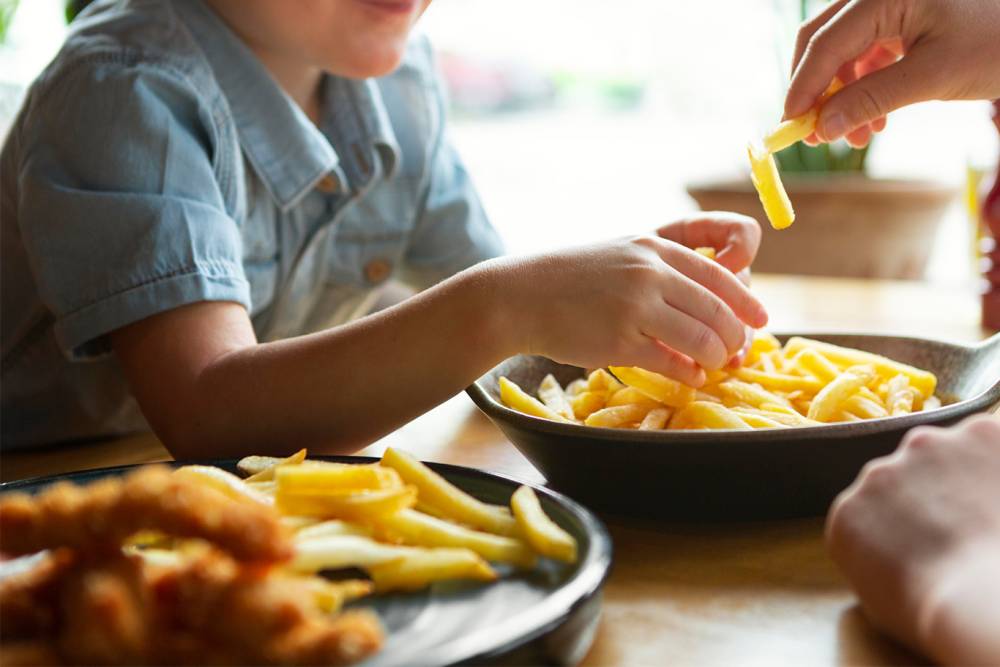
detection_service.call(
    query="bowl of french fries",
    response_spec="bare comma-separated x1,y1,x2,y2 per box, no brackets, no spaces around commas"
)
0,450,612,666
468,332,1000,520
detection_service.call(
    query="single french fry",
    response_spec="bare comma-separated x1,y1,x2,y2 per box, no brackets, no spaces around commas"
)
584,403,652,428
499,376,571,422
733,367,824,393
372,509,537,568
173,465,273,506
762,78,844,153
718,380,793,410
608,367,696,408
242,448,308,482
808,365,877,422
672,401,752,430
606,386,662,409
368,548,497,593
784,337,937,398
587,369,625,395
791,348,841,383
638,407,672,430
381,448,520,536
732,408,821,427
275,485,417,520
510,486,578,564
291,534,422,572
295,519,373,541
537,374,576,421
570,391,607,420
565,378,588,396
842,394,889,420
276,464,400,494
731,410,786,429
885,374,916,416
748,143,795,230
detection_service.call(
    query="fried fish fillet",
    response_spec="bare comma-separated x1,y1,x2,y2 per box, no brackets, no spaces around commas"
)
0,467,291,562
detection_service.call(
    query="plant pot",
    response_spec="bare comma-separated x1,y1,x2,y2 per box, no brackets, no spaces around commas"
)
686,174,956,279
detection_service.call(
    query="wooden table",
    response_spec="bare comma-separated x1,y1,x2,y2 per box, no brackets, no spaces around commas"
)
2,274,991,665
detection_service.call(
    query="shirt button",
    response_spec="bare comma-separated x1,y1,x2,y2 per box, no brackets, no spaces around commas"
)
316,173,339,194
364,258,392,284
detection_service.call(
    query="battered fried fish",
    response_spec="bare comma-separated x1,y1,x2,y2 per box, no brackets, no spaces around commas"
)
0,467,291,562
0,467,384,666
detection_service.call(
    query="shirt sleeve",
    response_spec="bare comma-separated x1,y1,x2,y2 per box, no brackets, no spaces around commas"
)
14,60,249,360
398,43,505,290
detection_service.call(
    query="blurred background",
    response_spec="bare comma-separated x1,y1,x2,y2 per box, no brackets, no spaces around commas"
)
2,0,997,286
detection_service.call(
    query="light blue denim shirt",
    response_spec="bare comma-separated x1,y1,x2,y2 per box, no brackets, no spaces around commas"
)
0,0,503,449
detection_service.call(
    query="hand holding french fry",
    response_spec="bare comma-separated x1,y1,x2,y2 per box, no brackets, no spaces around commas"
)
503,230,768,388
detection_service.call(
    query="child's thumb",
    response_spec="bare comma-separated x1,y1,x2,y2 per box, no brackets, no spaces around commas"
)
815,52,936,142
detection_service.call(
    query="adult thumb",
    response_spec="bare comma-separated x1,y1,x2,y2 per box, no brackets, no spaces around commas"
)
815,51,937,142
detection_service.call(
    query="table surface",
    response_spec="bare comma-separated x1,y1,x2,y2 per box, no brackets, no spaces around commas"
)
2,274,992,666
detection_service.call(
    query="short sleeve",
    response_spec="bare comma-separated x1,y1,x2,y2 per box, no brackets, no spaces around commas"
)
398,46,504,289
15,60,249,360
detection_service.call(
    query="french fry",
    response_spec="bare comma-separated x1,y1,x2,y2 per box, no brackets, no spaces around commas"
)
242,448,308,482
793,348,841,383
570,391,607,420
372,509,537,568
368,548,497,593
638,407,671,430
717,380,792,410
671,401,752,430
606,386,662,409
762,78,844,154
733,368,824,393
608,366,696,408
565,378,588,396
510,486,578,564
173,465,272,506
730,409,786,429
499,376,571,422
842,394,889,420
537,374,576,421
694,247,717,259
295,519,373,541
584,403,651,428
275,463,401,494
381,448,519,536
808,365,877,422
587,368,625,394
748,143,795,230
784,337,936,398
276,485,417,520
300,577,374,614
886,374,916,416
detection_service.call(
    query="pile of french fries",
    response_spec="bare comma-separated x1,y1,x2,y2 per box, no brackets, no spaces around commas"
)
139,448,578,607
499,332,941,430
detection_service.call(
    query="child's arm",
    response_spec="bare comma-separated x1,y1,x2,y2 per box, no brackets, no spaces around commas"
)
112,221,767,458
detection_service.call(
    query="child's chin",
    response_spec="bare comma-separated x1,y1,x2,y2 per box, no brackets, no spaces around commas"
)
335,49,406,79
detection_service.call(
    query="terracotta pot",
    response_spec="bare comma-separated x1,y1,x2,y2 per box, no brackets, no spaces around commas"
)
686,174,956,279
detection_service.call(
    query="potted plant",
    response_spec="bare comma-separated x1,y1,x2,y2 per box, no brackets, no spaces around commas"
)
686,1,955,280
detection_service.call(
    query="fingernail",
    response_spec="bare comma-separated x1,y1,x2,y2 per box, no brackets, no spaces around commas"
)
821,112,848,140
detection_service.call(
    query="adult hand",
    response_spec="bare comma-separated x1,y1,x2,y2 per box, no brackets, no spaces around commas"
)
784,0,1000,147
826,414,1000,665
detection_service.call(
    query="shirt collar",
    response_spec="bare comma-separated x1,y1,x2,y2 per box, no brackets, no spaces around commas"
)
174,1,399,210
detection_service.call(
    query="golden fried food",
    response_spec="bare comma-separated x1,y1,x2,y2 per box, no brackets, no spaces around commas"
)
499,333,940,430
0,468,384,666
0,467,291,562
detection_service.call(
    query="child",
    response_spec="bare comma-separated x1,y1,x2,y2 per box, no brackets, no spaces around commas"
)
0,0,767,457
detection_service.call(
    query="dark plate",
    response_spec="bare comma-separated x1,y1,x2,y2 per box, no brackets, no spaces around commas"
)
0,457,612,667
467,332,1000,521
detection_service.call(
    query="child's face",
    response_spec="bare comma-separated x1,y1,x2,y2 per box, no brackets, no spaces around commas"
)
211,0,433,79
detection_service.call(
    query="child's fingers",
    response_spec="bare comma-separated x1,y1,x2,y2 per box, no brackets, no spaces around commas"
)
641,302,730,372
659,269,747,357
657,213,761,274
617,337,706,388
650,240,769,329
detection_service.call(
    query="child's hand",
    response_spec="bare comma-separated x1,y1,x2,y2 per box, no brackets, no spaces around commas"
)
826,415,1000,665
504,214,767,387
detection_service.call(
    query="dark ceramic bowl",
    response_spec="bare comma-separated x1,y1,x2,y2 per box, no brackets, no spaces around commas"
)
468,332,1000,521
